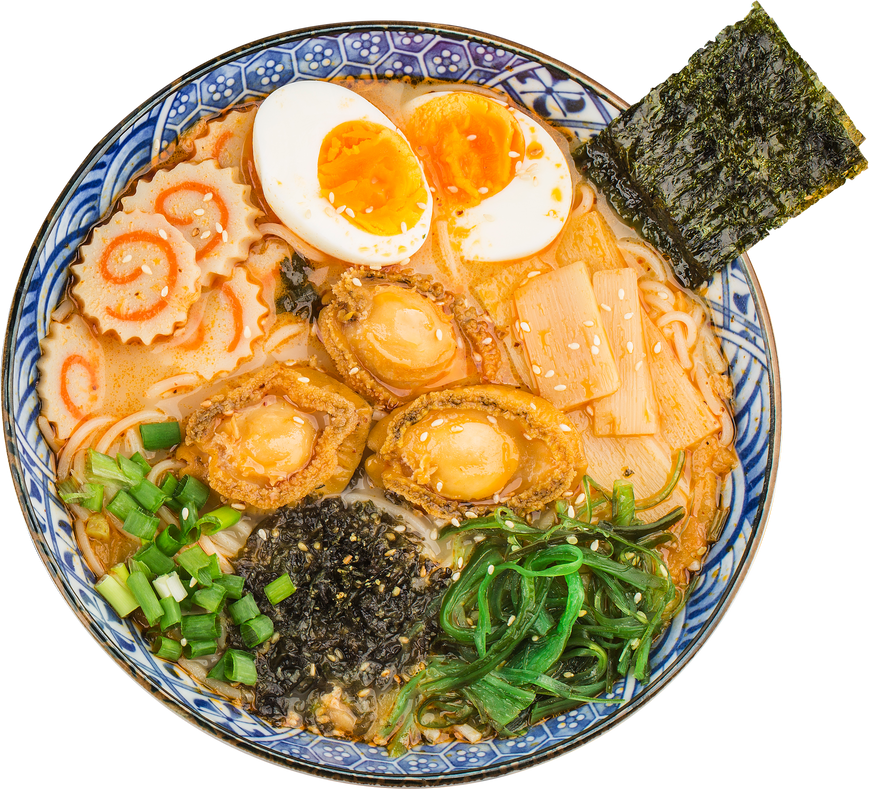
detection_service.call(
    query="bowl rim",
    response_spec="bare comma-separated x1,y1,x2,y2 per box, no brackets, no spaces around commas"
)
3,18,781,787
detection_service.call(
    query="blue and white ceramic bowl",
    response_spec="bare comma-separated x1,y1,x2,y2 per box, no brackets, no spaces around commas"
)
3,22,780,785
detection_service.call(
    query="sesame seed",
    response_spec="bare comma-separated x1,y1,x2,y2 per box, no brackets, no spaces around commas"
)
298,376,310,383
141,264,152,275
436,328,443,341
365,206,374,213
563,672,575,678
661,292,670,300
478,186,489,194
447,185,459,193
591,346,599,355
121,254,133,265
590,540,599,551
258,529,267,540
352,277,362,287
181,506,189,519
530,403,537,410
457,557,465,569
203,192,213,202
222,231,228,242
600,303,611,312
532,365,542,375
520,321,531,333
593,335,601,346
451,572,461,581
465,511,478,519
349,367,359,375
568,342,580,350
567,505,576,518
450,425,464,433
201,230,211,239
436,481,443,492
401,221,408,233
583,320,595,327
158,228,168,240
559,424,571,432
575,492,586,504
653,342,662,354
505,520,515,529
467,134,477,141
487,415,497,425
417,201,427,210
527,270,540,278
508,151,520,158
451,517,460,527
566,535,578,545
358,688,372,698
328,192,335,204
618,288,625,300
624,312,634,320
586,405,594,416
215,223,223,233
346,207,356,218
493,493,500,503
430,529,439,540
482,336,493,345
293,416,305,424
419,431,429,442
554,384,567,391
531,635,539,642
544,369,555,378
431,419,445,427
192,208,205,216
161,286,169,298
635,361,644,371
627,341,634,353
523,432,532,440
336,205,346,214
487,564,494,575
180,638,188,646
634,592,642,603
243,325,252,339
507,615,516,626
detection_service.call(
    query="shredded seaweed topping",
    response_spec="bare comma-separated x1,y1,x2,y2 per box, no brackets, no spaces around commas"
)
229,498,450,731
277,252,320,322
574,2,866,288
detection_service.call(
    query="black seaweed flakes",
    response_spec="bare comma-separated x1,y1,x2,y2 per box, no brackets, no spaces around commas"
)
574,2,866,289
229,498,449,728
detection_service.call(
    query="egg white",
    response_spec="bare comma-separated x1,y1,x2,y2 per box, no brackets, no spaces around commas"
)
402,91,572,262
253,81,433,266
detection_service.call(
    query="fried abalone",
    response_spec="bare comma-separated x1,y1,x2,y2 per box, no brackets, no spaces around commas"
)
184,362,371,508
366,384,586,519
318,268,500,409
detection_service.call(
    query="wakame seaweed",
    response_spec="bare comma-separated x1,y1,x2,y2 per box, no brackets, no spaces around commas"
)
229,498,450,730
277,251,320,321
574,2,867,289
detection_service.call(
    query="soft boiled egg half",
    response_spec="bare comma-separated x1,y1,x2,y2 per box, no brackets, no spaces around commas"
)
401,90,572,262
253,81,433,266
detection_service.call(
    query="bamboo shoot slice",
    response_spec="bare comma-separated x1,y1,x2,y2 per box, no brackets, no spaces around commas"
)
122,160,262,285
72,210,201,344
37,315,107,440
591,269,658,436
643,312,718,450
556,208,626,273
513,262,619,409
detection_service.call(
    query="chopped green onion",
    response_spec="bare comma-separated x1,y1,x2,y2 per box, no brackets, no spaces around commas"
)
160,474,179,497
129,478,167,513
159,596,182,629
198,505,242,535
212,574,245,600
179,502,199,536
241,614,274,648
126,571,163,627
152,635,183,661
130,452,152,477
117,453,146,483
155,526,184,557
264,573,296,605
128,558,155,582
109,562,130,584
106,490,138,522
81,483,104,512
86,449,129,484
177,545,212,586
95,573,139,617
181,613,220,641
207,552,222,580
85,514,110,541
153,571,188,602
193,584,227,613
184,639,218,658
123,508,160,541
225,649,257,685
139,420,182,451
207,653,228,681
228,593,260,625
174,475,210,509
134,543,175,576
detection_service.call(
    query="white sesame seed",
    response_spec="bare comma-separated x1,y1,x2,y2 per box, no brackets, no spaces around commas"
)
653,342,662,354
180,638,188,646
487,415,497,425
635,361,644,371
593,335,601,346
532,365,542,375
563,672,574,678
328,192,335,204
222,231,228,242
520,321,532,333
586,405,594,416
293,416,305,424
401,221,408,233
457,557,465,569
215,223,223,233
527,270,540,279
243,325,252,339
505,520,515,529
465,512,477,519
478,186,489,194
447,185,459,193
487,564,494,575
298,376,310,383
158,228,168,240
493,493,500,504
349,367,359,375
436,481,443,492
583,320,595,327
618,288,625,300
554,384,567,391
451,572,461,581
200,230,211,239
544,369,555,378
352,277,362,287
507,615,516,626
430,529,439,540
559,424,571,432
258,529,267,540
450,425,464,433
624,312,634,320
661,292,670,300
431,419,444,428
161,286,169,298
508,151,520,158
600,303,611,312
467,134,477,141
634,592,642,603
231,502,245,510
203,192,213,202
365,206,374,213
141,264,152,275
591,346,600,355
181,507,189,519
590,540,600,551
530,403,536,410
531,635,539,642
567,342,580,350
415,201,427,211
193,208,205,216
346,207,356,218
451,518,460,527
576,492,586,504
482,336,493,345
566,535,578,545
336,205,346,214
420,432,429,441
436,328,443,341
627,341,634,353
121,254,133,264
567,505,576,518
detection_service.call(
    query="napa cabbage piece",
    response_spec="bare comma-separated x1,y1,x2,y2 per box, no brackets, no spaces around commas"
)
574,2,866,288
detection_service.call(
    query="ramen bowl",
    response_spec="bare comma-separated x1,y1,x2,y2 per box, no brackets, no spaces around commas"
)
2,22,779,785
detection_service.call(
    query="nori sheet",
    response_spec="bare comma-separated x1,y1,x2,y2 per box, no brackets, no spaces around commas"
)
574,2,866,289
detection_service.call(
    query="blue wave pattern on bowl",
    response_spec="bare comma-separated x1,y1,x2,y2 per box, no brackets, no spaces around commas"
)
7,26,772,783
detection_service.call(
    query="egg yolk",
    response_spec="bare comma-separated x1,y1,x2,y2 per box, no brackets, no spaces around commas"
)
406,410,520,501
345,285,457,388
404,92,524,208
318,120,427,237
216,397,317,485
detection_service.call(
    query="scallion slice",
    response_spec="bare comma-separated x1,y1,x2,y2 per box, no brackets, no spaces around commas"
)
228,593,260,625
193,584,226,613
155,526,184,557
130,452,152,477
106,490,138,522
181,612,220,641
109,562,130,584
81,483,104,512
129,478,167,513
207,653,228,681
241,614,274,648
184,639,218,658
174,475,210,509
123,508,160,541
212,574,245,600
152,635,183,661
134,543,175,576
264,573,296,605
153,571,188,602
198,505,242,535
160,474,179,497
159,596,182,630
139,420,182,451
117,453,146,483
225,649,257,685
177,545,212,586
86,449,129,484
126,571,163,626
95,573,139,617
207,552,221,580
128,558,155,582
